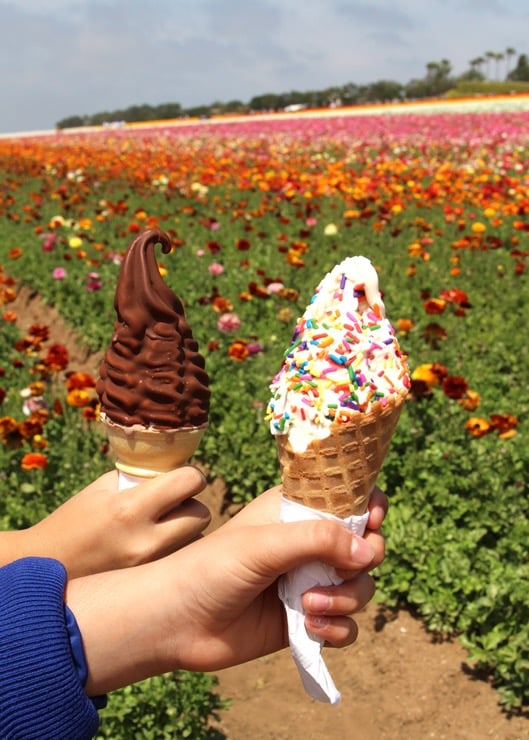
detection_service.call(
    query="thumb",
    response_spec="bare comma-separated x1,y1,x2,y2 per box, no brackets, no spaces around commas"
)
220,518,375,587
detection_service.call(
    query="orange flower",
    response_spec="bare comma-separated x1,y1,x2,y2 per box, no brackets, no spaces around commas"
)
21,452,48,470
458,390,481,411
8,247,23,260
396,318,414,334
423,298,446,314
228,340,249,361
465,417,491,437
31,434,48,450
66,371,96,391
2,311,17,322
489,414,518,438
66,389,92,407
212,296,233,313
411,363,447,387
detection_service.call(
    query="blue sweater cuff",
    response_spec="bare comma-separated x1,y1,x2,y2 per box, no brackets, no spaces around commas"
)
0,557,100,739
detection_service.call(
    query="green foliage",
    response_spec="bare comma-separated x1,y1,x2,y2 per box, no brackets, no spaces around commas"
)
1,116,529,716
96,672,227,739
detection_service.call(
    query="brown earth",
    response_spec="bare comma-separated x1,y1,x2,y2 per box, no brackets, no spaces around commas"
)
10,284,529,740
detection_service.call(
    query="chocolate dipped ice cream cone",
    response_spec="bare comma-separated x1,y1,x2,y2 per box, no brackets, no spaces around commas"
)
96,228,210,479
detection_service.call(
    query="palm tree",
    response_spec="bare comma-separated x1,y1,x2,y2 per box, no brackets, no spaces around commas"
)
494,52,505,81
505,47,516,77
485,50,496,79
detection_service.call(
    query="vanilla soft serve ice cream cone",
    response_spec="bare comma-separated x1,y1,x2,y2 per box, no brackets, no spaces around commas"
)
267,255,410,517
96,228,210,482
267,256,410,704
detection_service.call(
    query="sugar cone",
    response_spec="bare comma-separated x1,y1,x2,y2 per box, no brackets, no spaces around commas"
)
276,395,405,518
101,414,206,478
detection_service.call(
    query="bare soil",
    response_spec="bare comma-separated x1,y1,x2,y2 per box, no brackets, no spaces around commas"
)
10,284,529,740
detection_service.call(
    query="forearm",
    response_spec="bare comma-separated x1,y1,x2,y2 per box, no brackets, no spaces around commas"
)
66,560,177,695
0,529,35,567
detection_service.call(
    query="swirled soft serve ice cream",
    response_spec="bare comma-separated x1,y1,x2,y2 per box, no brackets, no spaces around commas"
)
96,228,210,478
267,255,410,517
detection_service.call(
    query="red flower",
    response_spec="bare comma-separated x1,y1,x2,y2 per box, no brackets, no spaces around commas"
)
236,238,251,251
423,298,446,315
44,344,69,371
66,371,96,390
21,452,48,470
439,288,470,306
442,375,468,400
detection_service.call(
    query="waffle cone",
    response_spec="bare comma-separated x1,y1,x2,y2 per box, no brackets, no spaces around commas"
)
276,395,405,518
101,414,206,478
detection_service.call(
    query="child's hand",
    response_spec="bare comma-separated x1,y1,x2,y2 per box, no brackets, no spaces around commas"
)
6,466,210,577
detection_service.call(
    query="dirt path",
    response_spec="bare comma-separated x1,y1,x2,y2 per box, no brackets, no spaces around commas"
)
197,483,528,740
10,282,529,739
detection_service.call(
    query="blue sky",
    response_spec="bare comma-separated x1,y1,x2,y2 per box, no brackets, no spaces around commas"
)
1,0,527,133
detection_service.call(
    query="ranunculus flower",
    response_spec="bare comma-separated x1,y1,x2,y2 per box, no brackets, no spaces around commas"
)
40,233,57,251
217,313,241,333
396,318,414,334
228,340,249,361
423,298,446,315
66,372,96,391
208,262,224,276
458,390,481,411
442,375,468,399
52,267,67,280
465,417,491,437
21,452,48,470
266,282,285,294
247,342,264,356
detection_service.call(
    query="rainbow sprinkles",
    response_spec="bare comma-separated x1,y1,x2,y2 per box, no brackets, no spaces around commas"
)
267,256,410,450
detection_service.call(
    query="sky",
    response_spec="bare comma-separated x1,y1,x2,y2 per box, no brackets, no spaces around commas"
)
1,0,527,134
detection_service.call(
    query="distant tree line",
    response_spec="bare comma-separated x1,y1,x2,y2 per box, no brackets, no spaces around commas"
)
56,48,529,129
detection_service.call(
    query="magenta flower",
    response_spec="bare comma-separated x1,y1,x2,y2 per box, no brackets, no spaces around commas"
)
247,342,263,355
217,313,241,333
52,267,67,280
208,262,224,276
40,233,57,252
86,272,102,292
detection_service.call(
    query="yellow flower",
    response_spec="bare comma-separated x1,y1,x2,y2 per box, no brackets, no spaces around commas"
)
68,236,83,249
471,222,486,233
324,223,338,236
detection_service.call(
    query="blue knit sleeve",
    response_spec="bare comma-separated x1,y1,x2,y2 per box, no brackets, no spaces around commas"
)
0,557,100,740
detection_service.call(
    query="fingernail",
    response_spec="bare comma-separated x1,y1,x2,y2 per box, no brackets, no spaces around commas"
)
308,591,332,612
351,536,374,565
307,615,330,629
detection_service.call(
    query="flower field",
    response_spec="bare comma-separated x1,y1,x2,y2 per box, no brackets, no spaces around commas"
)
0,104,529,720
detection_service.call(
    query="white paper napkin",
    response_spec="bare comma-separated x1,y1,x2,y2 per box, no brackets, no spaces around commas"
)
116,471,146,490
278,497,369,704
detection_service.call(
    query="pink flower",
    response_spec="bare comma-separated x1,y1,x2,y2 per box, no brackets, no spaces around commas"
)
208,262,224,276
305,217,318,227
266,282,284,294
247,342,263,355
196,249,205,257
86,272,102,292
52,267,67,280
40,233,57,252
217,313,241,333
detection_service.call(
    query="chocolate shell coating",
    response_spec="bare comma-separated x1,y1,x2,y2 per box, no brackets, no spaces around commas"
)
96,229,210,429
